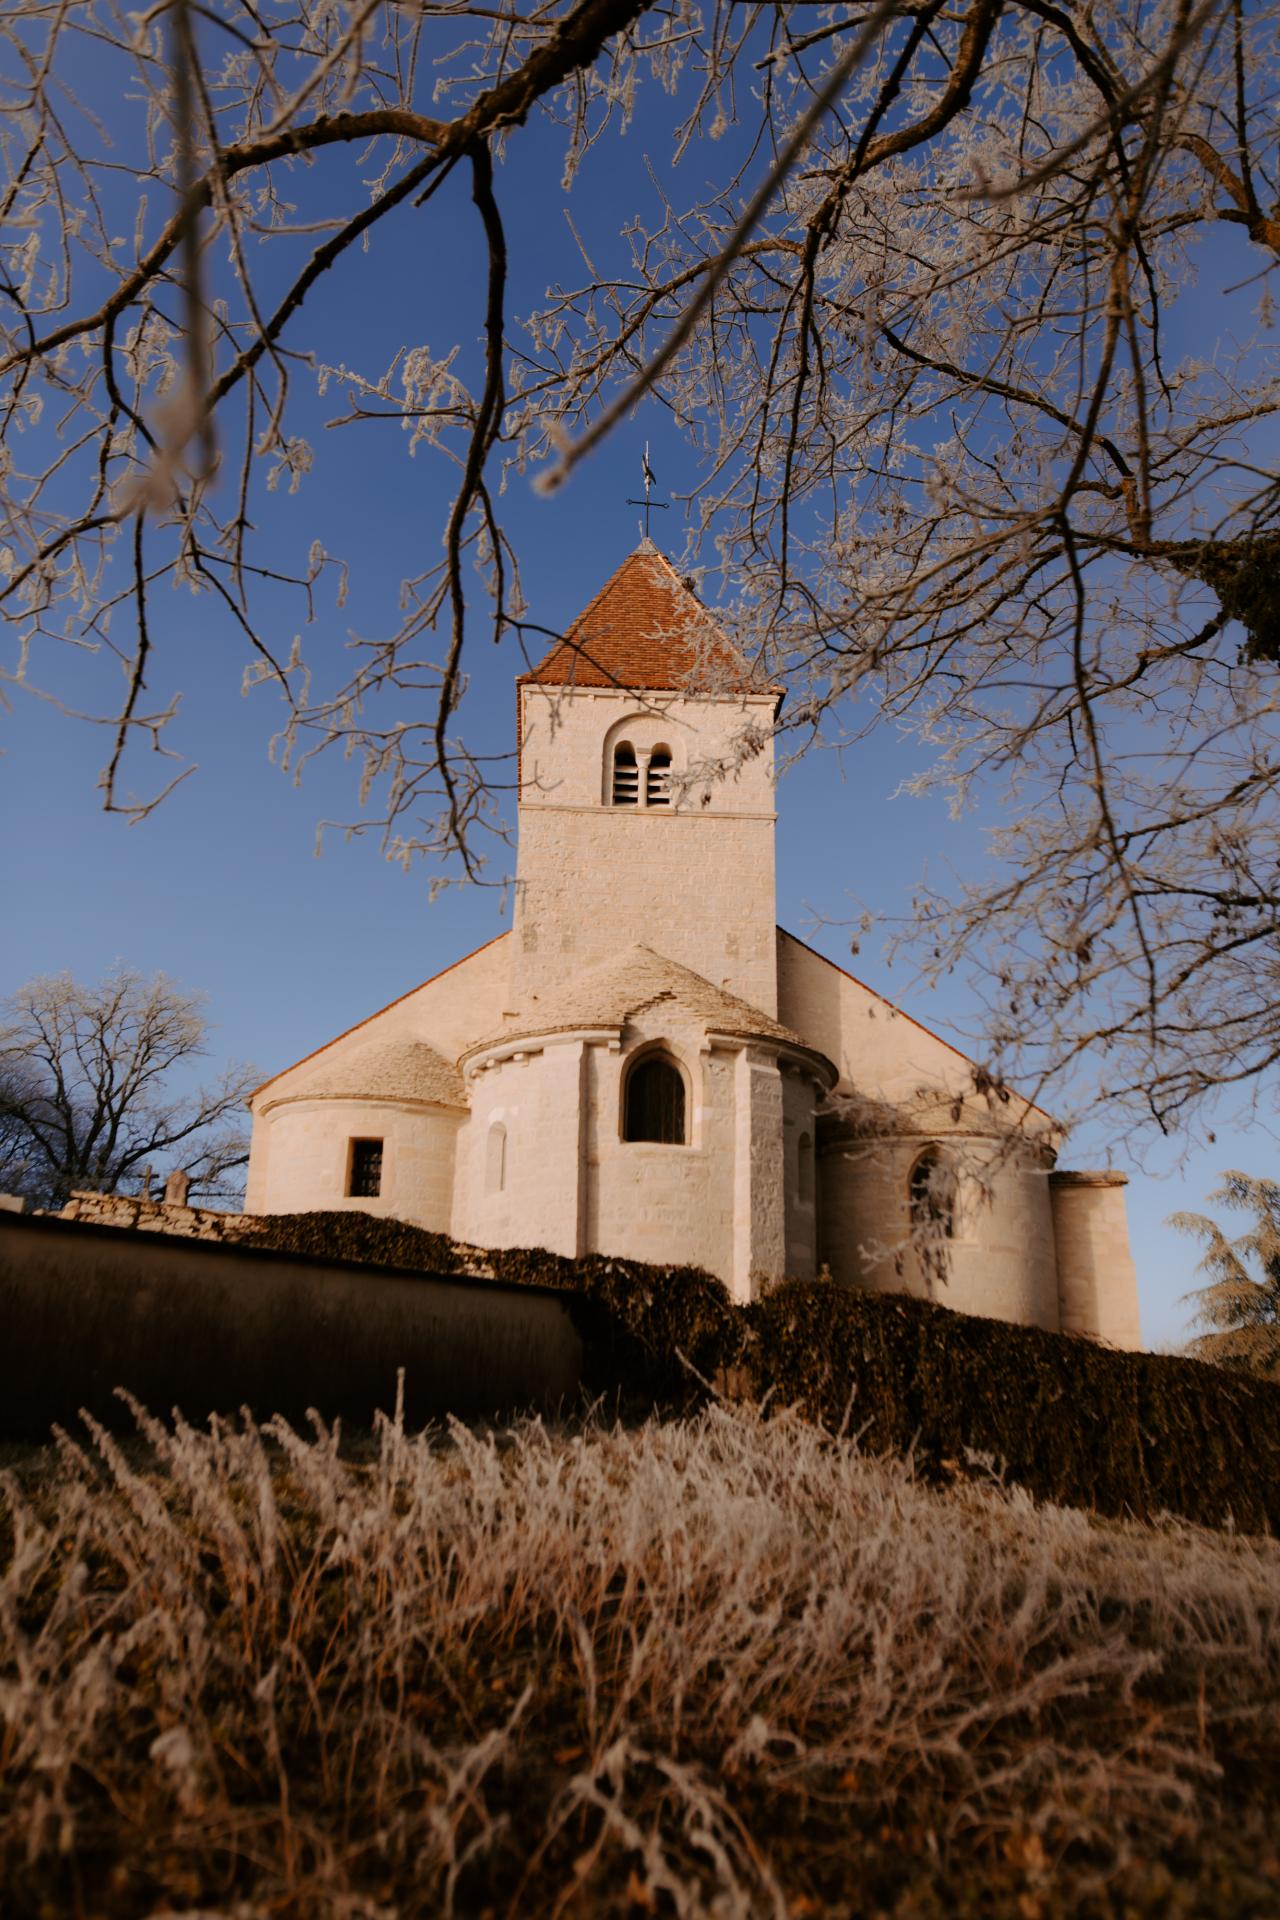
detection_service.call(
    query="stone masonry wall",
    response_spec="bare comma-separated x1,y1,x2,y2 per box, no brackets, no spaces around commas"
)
516,685,779,1013
248,1099,460,1234
779,929,993,1108
585,1009,741,1287
515,808,778,1014
247,934,511,1217
519,684,778,814
817,1136,1062,1331
781,1064,820,1281
1051,1172,1143,1349
457,1038,590,1256
59,1191,256,1241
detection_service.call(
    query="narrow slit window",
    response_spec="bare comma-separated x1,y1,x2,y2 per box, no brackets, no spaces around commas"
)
612,742,639,806
348,1138,383,1198
485,1122,507,1195
624,1055,686,1144
798,1132,814,1205
647,748,672,807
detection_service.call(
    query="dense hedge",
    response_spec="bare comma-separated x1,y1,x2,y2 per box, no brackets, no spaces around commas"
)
484,1244,735,1402
240,1210,463,1275
737,1281,1280,1536
509,1255,1280,1534
250,1213,1280,1534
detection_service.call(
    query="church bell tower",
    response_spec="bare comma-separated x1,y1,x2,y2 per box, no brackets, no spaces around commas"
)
513,543,783,1015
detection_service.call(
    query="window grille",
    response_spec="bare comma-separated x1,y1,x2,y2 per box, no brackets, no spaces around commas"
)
348,1138,383,1198
624,1055,686,1144
612,742,639,806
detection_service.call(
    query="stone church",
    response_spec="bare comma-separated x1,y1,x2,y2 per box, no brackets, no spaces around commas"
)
247,544,1141,1346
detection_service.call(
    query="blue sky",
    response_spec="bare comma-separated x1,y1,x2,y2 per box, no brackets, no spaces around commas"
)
3,22,1273,1349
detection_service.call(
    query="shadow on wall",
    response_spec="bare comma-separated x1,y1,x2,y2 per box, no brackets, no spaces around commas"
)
0,1212,584,1438
778,932,849,1074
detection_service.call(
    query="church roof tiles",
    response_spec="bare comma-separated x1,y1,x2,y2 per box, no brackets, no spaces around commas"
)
521,543,771,696
282,1037,467,1110
464,944,834,1079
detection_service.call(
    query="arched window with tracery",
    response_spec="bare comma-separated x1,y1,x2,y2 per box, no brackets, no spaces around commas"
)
623,1054,686,1144
647,747,672,807
612,741,639,806
909,1136,951,1244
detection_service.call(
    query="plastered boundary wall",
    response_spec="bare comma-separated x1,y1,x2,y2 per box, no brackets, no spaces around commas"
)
0,1212,584,1439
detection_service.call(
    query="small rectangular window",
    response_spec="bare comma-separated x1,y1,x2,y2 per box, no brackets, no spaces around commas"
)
348,1138,383,1197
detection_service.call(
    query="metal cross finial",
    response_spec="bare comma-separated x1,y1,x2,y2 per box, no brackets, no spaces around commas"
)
626,441,669,541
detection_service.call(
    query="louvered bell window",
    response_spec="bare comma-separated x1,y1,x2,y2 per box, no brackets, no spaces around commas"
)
612,742,639,806
647,748,672,806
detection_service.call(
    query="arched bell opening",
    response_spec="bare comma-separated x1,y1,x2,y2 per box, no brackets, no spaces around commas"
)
611,740,639,806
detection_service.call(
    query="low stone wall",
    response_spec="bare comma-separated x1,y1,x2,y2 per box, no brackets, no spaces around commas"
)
58,1190,256,1240
0,1210,584,1439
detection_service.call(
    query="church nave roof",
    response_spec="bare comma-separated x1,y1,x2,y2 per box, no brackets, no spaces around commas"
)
273,1036,467,1111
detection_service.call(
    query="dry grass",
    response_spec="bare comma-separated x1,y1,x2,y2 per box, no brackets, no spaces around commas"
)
2,1398,1279,1918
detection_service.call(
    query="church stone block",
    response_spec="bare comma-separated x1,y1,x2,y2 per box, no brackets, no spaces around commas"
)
1050,1172,1142,1348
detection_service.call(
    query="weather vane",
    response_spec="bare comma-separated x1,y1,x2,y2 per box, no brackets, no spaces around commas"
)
626,442,669,541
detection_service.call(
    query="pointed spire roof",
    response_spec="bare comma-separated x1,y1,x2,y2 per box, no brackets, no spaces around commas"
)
521,542,769,696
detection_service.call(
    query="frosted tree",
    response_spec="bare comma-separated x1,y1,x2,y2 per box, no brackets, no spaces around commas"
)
1171,1170,1280,1378
0,969,256,1207
2,0,1278,1135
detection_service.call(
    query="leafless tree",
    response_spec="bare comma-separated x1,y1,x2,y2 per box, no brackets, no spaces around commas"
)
0,968,256,1207
0,1057,49,1201
1,0,1277,1137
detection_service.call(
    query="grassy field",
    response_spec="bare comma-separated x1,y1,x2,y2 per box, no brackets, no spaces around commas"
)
2,1400,1278,1918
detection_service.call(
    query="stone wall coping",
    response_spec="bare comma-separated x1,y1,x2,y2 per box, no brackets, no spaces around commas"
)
816,1121,1058,1158
709,1032,838,1088
520,681,779,708
515,800,779,822
463,1028,621,1075
256,1091,468,1119
460,1023,836,1088
63,1190,247,1223
1049,1168,1129,1188
0,1207,577,1305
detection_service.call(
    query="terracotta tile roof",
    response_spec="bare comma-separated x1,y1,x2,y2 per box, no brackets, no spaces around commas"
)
521,543,771,695
463,945,836,1083
273,1037,467,1110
